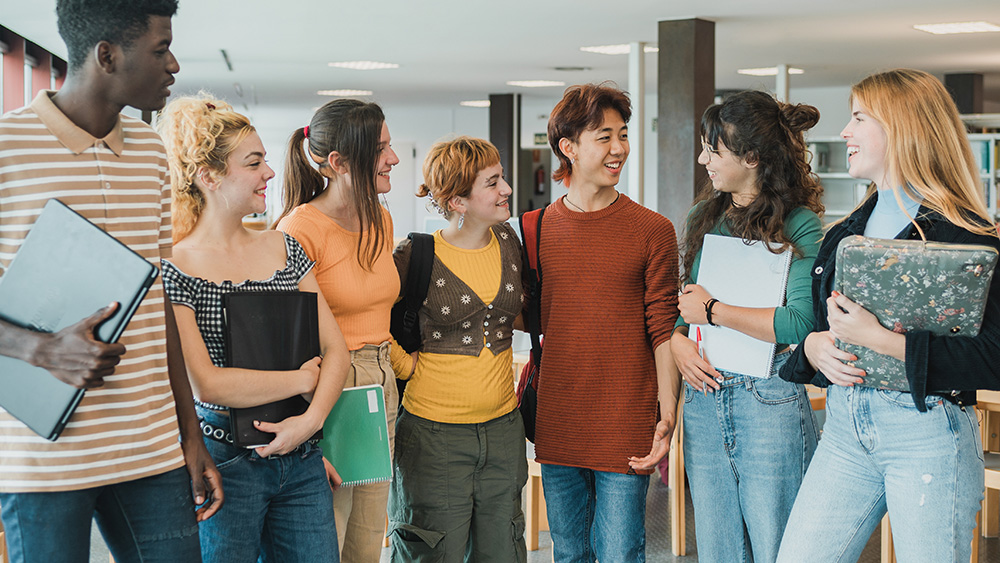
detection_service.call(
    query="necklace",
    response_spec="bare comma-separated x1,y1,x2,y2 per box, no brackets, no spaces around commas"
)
564,191,620,213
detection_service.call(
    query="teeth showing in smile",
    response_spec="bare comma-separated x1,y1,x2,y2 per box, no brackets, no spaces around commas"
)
378,172,390,177
847,146,859,157
605,162,621,169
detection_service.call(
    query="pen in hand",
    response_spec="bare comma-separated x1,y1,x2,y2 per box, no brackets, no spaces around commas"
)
696,326,707,396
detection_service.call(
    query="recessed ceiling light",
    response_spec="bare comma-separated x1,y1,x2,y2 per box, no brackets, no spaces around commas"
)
328,61,400,70
506,80,566,88
317,89,373,96
737,67,805,76
460,100,490,108
913,21,1000,34
579,44,659,55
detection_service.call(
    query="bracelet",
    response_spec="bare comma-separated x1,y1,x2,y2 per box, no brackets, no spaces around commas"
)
705,298,720,326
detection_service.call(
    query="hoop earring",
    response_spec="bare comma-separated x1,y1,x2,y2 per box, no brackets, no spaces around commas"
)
457,213,465,230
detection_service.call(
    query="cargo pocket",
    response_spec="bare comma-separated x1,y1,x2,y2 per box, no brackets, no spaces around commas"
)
388,522,446,562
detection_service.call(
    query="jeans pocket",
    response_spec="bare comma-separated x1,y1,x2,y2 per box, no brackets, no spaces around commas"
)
388,522,445,562
749,376,798,405
203,437,251,470
684,383,695,404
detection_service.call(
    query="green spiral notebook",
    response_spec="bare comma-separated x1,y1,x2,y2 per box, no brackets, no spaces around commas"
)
319,384,392,487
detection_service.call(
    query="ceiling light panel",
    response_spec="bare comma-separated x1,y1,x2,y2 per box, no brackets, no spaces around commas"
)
460,100,490,108
737,67,805,76
328,61,400,70
579,44,659,55
317,89,373,96
913,21,1000,34
506,80,566,88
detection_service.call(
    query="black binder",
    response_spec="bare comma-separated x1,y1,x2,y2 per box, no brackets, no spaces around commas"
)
224,291,322,448
0,199,159,440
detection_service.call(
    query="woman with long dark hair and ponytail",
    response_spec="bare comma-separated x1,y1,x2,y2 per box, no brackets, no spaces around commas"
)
275,99,400,563
670,90,824,562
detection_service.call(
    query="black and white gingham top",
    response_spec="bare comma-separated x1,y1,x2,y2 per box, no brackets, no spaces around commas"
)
161,232,315,410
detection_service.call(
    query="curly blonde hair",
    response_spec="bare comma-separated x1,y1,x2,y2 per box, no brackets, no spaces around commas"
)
157,93,255,242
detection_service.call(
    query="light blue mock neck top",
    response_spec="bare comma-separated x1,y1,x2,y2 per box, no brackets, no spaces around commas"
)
864,187,923,239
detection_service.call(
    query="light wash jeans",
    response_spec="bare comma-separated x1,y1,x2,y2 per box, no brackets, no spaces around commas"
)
683,350,818,563
197,408,338,563
776,385,984,563
539,463,649,563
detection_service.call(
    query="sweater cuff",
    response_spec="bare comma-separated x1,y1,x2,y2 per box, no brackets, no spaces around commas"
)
904,331,931,413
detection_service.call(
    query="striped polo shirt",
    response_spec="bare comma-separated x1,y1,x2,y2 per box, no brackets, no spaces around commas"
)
0,91,184,492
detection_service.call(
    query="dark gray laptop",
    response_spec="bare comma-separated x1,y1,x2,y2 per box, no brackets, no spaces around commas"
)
0,199,159,440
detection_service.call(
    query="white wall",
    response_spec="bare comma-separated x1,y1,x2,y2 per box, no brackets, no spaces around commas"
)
245,84,856,236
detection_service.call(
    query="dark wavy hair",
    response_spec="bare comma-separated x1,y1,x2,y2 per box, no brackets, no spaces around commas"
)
276,99,388,271
682,90,824,281
547,83,631,183
57,0,178,69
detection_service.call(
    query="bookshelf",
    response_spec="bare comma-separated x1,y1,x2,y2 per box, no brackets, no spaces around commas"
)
808,118,1000,224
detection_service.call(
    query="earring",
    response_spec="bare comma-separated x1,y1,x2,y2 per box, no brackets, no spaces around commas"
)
457,213,465,230
570,158,576,165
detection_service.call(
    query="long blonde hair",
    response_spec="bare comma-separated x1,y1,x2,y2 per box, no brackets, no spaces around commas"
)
157,93,255,242
849,69,994,237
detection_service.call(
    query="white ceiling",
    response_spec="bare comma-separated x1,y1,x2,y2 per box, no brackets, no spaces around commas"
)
2,0,1000,110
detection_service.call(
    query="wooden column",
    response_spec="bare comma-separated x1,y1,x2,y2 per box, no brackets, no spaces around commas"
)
657,18,715,231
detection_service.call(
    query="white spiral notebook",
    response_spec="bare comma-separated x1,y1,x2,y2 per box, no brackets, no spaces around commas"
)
694,234,792,378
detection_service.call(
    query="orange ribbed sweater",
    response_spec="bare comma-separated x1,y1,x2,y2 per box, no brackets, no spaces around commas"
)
534,195,679,474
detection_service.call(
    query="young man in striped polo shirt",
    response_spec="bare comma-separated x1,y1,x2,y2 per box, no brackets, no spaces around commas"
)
0,1,222,561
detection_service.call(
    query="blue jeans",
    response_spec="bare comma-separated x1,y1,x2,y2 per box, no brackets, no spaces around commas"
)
0,466,200,563
539,463,649,563
683,351,818,563
197,409,338,563
776,385,984,563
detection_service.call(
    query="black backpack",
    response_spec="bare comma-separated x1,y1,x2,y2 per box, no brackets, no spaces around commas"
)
390,232,434,353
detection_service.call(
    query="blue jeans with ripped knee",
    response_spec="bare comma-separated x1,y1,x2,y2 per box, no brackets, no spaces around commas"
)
776,385,984,563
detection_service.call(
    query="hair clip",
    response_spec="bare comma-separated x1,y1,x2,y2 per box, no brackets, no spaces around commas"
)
205,102,216,110
304,125,310,138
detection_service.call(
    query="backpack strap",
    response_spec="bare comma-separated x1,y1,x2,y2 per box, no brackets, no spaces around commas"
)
519,207,546,368
394,232,434,353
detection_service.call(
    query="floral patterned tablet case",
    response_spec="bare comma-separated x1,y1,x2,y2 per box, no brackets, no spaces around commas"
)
834,235,997,391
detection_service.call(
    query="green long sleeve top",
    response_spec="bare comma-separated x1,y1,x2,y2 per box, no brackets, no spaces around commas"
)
675,206,823,348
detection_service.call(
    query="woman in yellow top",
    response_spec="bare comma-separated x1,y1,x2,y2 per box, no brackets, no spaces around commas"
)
387,137,527,562
275,99,400,562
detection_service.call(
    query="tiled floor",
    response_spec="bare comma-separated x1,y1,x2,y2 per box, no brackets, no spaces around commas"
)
87,473,1000,562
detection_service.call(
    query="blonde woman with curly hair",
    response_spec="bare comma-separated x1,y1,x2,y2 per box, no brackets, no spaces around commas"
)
158,93,350,563
777,69,1000,563
386,137,527,562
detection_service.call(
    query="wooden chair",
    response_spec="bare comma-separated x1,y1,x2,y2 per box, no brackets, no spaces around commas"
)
668,392,686,556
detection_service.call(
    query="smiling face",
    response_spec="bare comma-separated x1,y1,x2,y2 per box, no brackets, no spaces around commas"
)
113,15,179,112
454,163,511,227
374,122,400,194
215,131,275,216
841,98,889,186
562,107,629,190
697,137,758,203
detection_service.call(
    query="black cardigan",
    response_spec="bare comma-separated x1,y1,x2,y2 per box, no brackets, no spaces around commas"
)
779,194,1000,411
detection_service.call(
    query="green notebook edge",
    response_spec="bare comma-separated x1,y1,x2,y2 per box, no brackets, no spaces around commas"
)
319,384,392,487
